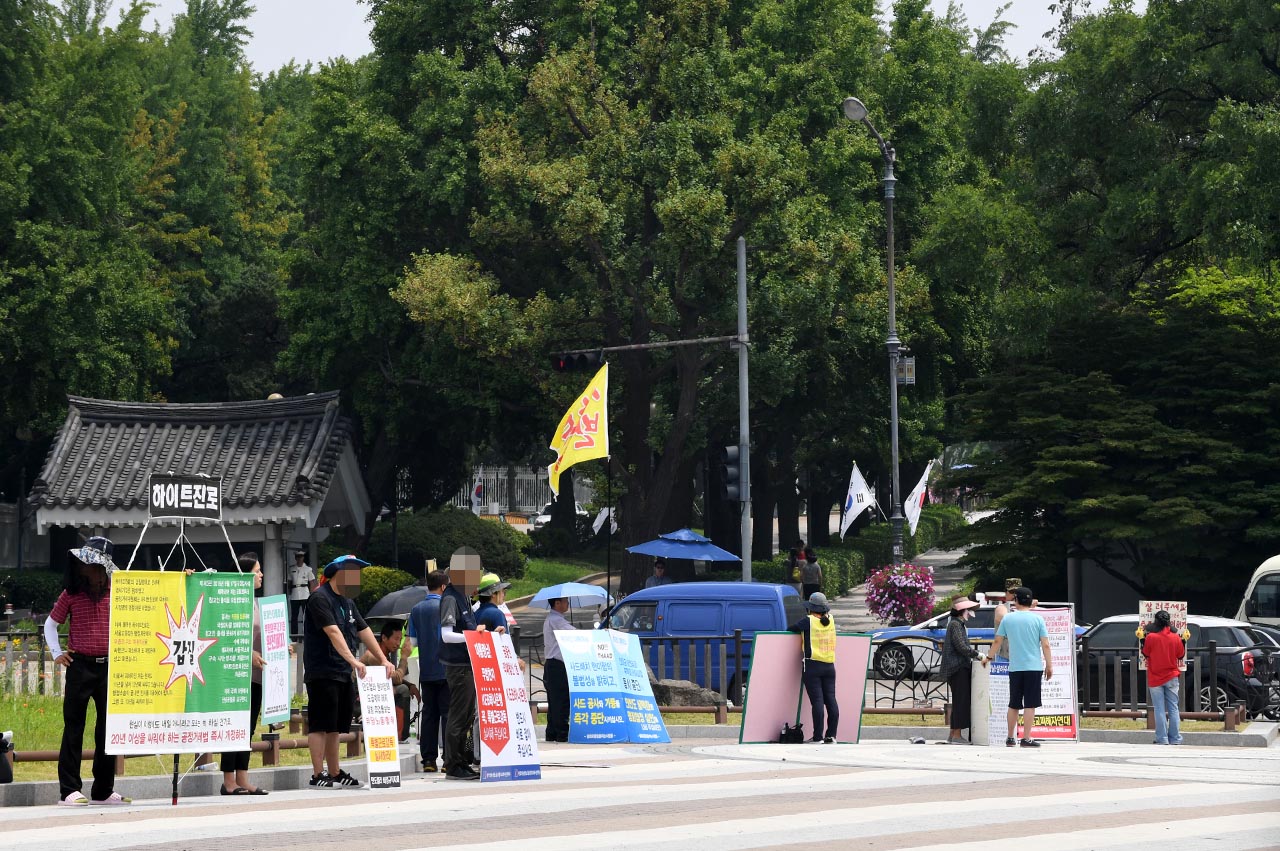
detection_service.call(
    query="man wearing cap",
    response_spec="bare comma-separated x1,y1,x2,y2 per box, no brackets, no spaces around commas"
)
45,537,131,806
408,570,449,772
438,550,484,780
644,558,672,589
304,555,395,788
788,592,839,743
288,550,316,636
989,586,1053,748
474,573,511,633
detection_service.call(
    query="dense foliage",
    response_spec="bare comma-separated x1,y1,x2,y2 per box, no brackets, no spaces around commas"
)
4,1,1279,606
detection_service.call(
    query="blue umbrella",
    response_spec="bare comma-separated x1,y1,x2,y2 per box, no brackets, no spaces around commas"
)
528,582,608,609
626,528,741,562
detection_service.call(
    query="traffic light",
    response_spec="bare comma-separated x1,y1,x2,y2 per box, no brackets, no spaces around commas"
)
551,350,605,372
719,445,743,502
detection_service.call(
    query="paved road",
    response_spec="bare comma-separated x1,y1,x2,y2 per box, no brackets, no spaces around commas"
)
8,739,1278,850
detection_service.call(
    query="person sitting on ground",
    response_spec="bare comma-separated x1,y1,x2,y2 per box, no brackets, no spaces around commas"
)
361,620,417,741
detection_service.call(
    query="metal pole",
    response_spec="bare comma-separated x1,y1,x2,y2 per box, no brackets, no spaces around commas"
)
882,150,904,566
737,237,752,582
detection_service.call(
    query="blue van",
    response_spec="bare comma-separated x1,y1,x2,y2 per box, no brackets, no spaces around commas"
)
607,582,804,699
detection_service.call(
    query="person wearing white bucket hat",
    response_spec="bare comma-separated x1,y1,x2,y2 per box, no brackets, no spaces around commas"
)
45,536,131,806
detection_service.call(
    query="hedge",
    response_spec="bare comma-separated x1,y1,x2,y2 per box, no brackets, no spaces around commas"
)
355,565,420,614
0,569,65,613
363,506,529,579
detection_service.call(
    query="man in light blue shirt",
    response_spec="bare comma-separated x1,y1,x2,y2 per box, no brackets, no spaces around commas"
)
990,586,1053,749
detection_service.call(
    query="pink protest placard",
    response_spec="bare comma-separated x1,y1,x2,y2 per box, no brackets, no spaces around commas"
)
739,632,870,744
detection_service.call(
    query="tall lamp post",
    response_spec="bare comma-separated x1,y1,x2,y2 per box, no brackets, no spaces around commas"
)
842,96,905,567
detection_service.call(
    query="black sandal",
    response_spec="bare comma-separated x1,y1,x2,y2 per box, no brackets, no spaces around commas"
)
220,786,248,795
241,787,269,795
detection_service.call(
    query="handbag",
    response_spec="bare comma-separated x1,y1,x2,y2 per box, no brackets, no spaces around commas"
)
778,722,805,744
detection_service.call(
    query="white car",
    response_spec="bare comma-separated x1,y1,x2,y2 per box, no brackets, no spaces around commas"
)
531,501,587,531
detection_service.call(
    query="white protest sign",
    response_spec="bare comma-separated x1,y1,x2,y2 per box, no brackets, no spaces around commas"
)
356,667,401,788
258,594,291,725
467,631,540,782
1137,600,1188,670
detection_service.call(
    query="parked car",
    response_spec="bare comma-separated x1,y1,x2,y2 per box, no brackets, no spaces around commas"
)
1080,615,1273,716
870,602,1084,680
531,501,588,531
1237,554,1280,628
608,582,804,701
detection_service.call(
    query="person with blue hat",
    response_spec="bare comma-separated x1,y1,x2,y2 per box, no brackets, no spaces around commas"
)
303,554,395,788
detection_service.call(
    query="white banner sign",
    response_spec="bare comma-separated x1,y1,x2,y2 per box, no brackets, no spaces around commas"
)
1137,600,1188,671
467,631,541,782
258,594,291,725
357,667,401,788
987,605,1079,744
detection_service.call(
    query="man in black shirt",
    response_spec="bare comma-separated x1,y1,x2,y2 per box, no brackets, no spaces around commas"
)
304,555,394,789
438,548,484,780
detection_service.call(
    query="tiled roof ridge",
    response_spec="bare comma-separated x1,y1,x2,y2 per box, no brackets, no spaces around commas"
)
66,391,341,423
30,391,357,514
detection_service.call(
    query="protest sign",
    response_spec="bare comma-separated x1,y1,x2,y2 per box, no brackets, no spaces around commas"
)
357,667,401,788
107,571,253,754
739,632,870,744
987,605,1079,744
147,473,222,521
467,631,540,782
258,594,291,725
1137,600,1188,671
609,630,669,743
559,630,628,744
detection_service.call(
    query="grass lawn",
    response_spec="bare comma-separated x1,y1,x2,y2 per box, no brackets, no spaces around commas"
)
507,557,610,600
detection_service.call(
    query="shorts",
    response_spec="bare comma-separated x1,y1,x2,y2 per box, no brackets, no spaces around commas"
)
307,678,355,733
1008,670,1043,710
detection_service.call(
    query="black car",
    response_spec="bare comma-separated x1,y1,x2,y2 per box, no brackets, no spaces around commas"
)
1080,615,1273,716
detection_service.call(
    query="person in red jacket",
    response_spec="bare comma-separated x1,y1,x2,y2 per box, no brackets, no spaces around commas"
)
1141,610,1186,745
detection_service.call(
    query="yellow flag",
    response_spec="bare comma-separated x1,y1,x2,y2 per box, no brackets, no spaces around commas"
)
548,363,609,495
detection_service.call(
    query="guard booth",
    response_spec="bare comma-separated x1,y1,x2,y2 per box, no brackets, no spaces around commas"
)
28,392,371,597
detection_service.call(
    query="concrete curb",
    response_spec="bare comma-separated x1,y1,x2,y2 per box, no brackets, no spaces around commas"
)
0,752,419,808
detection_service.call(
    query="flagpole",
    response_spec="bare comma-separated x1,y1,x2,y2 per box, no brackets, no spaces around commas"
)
606,458,612,606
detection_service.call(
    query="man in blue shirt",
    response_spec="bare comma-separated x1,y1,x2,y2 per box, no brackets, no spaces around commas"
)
990,586,1053,748
408,570,449,772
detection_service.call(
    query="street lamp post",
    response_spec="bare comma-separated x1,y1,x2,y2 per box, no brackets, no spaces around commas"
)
842,96,905,567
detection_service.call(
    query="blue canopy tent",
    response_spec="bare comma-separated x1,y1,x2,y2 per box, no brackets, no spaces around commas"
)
626,528,741,562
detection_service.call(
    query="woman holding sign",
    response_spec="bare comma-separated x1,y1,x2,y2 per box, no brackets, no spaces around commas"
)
788,593,839,743
220,553,268,795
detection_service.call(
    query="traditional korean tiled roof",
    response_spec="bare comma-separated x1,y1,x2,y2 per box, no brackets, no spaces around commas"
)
30,392,357,515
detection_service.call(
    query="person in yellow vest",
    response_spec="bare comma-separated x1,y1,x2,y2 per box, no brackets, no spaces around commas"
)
788,592,839,743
